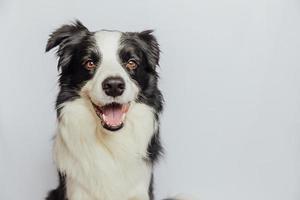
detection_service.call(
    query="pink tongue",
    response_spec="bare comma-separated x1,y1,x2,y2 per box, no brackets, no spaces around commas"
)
102,105,123,126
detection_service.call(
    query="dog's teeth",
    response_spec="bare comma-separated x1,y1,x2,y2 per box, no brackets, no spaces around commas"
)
102,114,106,121
121,114,125,121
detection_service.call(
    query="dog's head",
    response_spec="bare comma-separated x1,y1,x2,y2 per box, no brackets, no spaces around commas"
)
46,21,162,132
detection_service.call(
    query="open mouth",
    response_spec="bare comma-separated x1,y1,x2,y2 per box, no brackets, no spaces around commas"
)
92,102,130,131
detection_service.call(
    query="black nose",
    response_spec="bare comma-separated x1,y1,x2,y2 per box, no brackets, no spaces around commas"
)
102,77,125,97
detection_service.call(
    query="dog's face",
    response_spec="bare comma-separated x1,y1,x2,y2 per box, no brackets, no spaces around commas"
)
46,21,162,132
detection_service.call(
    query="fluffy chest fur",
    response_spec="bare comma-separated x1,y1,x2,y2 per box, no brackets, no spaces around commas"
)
54,98,156,200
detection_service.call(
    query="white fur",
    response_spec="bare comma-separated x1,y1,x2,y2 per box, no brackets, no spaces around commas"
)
54,97,156,200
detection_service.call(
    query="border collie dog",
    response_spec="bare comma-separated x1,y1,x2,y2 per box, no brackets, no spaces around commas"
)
45,21,167,200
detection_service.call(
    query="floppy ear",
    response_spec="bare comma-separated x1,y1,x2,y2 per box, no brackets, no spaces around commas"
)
46,20,89,71
45,20,88,52
138,30,160,67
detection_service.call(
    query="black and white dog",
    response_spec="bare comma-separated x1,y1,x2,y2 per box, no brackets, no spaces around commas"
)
45,21,177,200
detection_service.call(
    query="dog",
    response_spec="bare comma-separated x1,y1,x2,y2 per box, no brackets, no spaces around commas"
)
45,20,175,200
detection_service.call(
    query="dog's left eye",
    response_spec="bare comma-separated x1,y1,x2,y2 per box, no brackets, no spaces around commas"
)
84,60,96,70
126,59,138,70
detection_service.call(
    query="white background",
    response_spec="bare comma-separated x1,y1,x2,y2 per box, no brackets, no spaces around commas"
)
0,0,299,199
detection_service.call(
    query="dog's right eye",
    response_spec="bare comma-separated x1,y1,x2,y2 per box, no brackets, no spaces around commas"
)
84,60,96,70
126,59,138,70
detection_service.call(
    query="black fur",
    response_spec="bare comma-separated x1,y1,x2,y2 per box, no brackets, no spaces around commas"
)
120,31,163,114
148,174,155,200
147,129,163,163
46,21,100,117
46,20,163,200
46,173,66,200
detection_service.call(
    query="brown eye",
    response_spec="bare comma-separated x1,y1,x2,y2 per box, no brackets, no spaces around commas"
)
126,60,138,70
84,60,96,70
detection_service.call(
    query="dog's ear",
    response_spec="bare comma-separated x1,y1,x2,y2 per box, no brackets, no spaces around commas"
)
138,30,160,68
45,20,88,52
46,20,89,71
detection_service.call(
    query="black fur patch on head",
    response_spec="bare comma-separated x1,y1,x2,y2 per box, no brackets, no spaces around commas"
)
119,31,163,114
46,20,100,116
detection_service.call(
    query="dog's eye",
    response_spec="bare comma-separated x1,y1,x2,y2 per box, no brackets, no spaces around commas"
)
126,60,138,70
84,60,96,70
